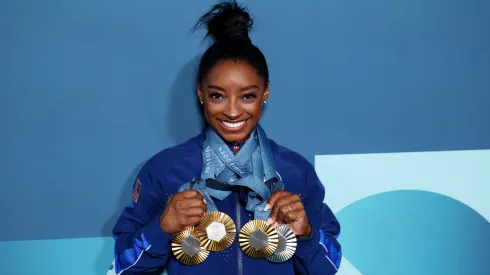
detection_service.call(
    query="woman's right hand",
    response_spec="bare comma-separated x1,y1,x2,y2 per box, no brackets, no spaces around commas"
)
159,190,207,235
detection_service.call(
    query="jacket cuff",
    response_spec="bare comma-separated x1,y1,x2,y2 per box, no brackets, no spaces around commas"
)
295,226,320,257
141,213,173,256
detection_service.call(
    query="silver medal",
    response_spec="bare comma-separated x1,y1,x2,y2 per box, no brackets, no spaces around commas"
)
266,224,297,263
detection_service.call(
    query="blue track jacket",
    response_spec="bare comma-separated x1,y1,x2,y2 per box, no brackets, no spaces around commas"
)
112,132,342,275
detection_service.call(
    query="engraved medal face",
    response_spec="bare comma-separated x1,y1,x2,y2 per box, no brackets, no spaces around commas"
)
171,226,210,265
206,221,226,242
266,224,297,263
181,236,201,257
249,229,268,250
196,212,236,252
239,220,279,259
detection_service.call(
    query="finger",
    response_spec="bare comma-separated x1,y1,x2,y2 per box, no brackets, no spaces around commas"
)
175,198,206,210
266,192,292,224
283,210,302,224
276,204,292,224
276,200,301,224
285,211,310,236
275,194,301,209
180,190,203,200
182,216,202,228
264,191,289,211
181,206,206,219
268,195,292,224
269,195,300,224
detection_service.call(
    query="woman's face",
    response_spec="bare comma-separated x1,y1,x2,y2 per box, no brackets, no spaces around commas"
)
198,60,269,143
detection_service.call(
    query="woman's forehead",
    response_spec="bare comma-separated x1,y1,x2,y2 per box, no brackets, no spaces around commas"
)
204,60,264,87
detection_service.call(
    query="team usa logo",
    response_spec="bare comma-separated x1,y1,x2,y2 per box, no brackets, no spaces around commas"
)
132,179,142,203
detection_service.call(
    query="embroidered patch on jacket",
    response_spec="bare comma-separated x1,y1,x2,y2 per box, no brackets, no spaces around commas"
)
132,178,142,203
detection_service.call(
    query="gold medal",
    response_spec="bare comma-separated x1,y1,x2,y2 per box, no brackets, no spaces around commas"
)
266,224,297,263
195,211,236,252
171,226,210,265
239,220,279,259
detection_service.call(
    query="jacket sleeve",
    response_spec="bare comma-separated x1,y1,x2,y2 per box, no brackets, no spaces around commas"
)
112,161,173,274
292,163,342,275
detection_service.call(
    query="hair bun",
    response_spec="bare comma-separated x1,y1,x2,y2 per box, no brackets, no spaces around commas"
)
194,0,253,43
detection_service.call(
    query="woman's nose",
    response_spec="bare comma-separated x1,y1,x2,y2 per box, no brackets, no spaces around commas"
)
223,98,241,120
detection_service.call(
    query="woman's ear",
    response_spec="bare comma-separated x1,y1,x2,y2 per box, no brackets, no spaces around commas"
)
263,87,270,104
197,86,204,104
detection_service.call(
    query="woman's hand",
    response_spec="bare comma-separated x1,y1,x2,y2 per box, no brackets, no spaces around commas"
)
264,191,311,238
159,190,207,235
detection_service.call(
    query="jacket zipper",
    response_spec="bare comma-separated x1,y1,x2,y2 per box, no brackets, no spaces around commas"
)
236,192,243,275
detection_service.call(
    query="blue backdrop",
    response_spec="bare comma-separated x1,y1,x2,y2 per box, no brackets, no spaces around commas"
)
1,0,489,274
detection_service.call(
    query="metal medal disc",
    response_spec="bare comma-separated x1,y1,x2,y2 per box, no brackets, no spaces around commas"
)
239,220,279,259
171,226,210,265
266,224,297,263
195,211,237,252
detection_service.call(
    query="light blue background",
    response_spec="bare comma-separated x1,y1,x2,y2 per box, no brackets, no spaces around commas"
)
1,0,489,274
315,150,490,274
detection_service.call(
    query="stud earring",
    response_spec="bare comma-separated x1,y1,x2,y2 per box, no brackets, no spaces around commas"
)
199,99,203,104
262,100,267,105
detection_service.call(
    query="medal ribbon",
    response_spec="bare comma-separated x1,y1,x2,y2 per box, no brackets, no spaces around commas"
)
179,125,283,220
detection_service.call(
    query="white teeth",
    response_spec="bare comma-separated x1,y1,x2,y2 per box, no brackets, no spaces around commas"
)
222,120,245,128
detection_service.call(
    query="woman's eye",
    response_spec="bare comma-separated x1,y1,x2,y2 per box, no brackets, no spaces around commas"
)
210,93,224,99
243,93,257,100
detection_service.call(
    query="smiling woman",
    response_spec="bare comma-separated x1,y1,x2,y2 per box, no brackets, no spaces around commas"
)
194,0,270,144
111,1,342,275
198,60,268,143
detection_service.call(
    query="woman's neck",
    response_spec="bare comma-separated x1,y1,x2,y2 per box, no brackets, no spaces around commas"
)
227,138,249,155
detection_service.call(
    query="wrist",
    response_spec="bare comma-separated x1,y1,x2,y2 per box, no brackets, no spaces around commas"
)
139,213,174,256
159,212,173,235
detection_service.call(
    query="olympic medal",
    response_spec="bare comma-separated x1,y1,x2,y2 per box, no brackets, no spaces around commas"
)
195,211,236,252
266,224,297,263
171,226,210,265
239,220,279,259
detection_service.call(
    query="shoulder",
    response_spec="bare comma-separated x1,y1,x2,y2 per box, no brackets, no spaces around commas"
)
268,138,313,171
267,138,324,202
140,132,204,182
268,138,315,192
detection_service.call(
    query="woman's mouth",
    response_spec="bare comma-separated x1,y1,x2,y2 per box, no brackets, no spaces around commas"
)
218,119,247,132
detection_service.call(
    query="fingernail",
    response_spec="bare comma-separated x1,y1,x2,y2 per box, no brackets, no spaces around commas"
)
203,199,207,204
273,222,279,228
266,217,273,225
264,204,271,211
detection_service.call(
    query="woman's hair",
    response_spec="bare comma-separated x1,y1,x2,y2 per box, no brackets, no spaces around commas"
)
193,0,269,87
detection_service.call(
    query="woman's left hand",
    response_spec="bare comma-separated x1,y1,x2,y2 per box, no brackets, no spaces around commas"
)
264,191,312,238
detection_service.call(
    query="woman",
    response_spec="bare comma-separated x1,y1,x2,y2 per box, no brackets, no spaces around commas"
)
112,1,341,274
